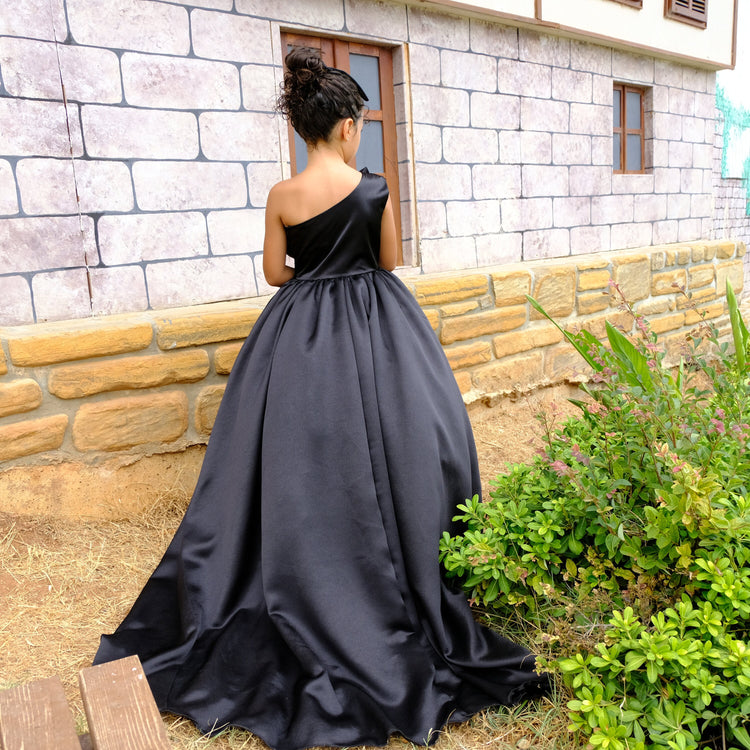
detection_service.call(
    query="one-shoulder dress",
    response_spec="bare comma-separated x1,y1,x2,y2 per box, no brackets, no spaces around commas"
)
93,168,548,750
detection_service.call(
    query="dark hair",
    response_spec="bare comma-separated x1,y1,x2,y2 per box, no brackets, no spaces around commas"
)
277,47,367,144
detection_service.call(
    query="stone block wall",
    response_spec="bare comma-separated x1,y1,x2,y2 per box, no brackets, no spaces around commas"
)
0,0,725,326
0,239,743,518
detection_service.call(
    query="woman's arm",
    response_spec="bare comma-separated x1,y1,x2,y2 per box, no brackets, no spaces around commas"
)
263,185,295,287
379,196,398,271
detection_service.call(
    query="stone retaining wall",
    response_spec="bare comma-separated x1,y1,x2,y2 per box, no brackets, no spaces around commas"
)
0,238,744,517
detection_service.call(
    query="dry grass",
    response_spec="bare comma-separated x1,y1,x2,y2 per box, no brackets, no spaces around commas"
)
0,395,580,749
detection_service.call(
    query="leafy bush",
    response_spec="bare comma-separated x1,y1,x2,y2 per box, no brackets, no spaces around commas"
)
440,281,750,749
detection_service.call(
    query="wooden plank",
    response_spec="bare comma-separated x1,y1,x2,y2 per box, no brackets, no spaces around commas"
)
78,656,171,750
0,675,81,750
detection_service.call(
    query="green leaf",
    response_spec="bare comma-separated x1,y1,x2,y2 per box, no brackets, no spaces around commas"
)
727,279,748,371
605,321,654,392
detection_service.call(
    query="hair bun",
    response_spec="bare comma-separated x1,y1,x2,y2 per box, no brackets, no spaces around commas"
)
285,47,326,81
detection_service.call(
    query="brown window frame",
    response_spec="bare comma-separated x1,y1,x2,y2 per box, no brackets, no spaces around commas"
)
609,0,643,8
280,32,402,264
613,83,645,174
664,0,708,28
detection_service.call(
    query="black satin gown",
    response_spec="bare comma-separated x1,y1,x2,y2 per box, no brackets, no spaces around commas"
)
93,168,548,750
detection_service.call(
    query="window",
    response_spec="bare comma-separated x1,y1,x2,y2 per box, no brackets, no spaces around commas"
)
664,0,708,28
281,32,402,263
613,84,645,174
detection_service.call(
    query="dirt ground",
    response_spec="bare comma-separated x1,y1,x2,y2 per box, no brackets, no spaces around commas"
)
0,384,580,749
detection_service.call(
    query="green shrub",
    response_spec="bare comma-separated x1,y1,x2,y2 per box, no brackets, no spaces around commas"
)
440,281,750,749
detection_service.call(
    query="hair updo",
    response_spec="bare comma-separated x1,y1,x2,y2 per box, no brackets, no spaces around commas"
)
277,47,367,145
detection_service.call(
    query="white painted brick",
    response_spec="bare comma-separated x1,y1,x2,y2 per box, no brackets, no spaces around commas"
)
680,168,703,194
191,10,271,63
200,112,279,161
654,167,681,193
612,174,654,194
667,193,691,219
33,268,92,322
519,29,569,68
682,117,707,144
133,162,247,211
81,106,199,159
683,67,708,93
90,265,149,316
470,19,517,58
570,103,610,136
472,165,521,200
650,85,669,113
522,166,568,198
650,139,669,168
694,92,716,120
0,99,83,157
652,220,679,245
407,7,469,50
0,216,96,273
654,60,683,87
0,160,18,216
241,64,279,112
553,197,590,227
236,0,343,29
17,158,133,215
208,209,265,255
521,99,569,133
475,232,522,266
411,85,469,127
612,51,654,83
147,256,258,309
677,218,702,242
412,124,443,162
705,74,716,97
690,193,712,218
669,88,695,116
99,212,208,265
701,167,713,194
569,165,611,196
0,276,33,325
247,162,285,207
446,199,500,236
415,164,471,201
634,193,667,222
470,92,519,130
692,142,713,170
523,228,570,261
571,224,610,255
521,131,551,164
570,40,611,75
185,0,233,8
552,133,591,165
0,38,121,103
443,128,498,164
591,194,633,224
419,236,476,274
408,44,441,86
591,136,612,166
652,111,683,136
67,0,189,54
345,0,408,40
552,69,592,104
668,140,693,168
122,53,240,110
498,59,550,98
441,50,496,92
592,74,613,106
417,202,447,239
610,222,652,250
498,131,521,164
0,0,66,41
501,197,552,232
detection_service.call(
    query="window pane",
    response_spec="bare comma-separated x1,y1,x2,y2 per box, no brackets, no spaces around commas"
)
294,130,308,172
626,91,641,130
349,54,381,110
356,120,384,174
613,88,621,127
626,134,641,171
613,133,621,170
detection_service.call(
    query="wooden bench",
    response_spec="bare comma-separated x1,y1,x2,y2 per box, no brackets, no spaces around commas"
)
0,655,172,749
